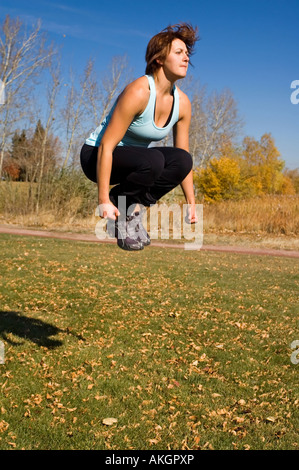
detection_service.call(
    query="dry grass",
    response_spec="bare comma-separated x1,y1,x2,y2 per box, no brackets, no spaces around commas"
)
203,195,299,236
202,195,299,251
0,181,299,251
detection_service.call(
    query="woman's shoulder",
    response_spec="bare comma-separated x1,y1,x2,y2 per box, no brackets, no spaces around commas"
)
119,76,150,112
176,85,191,107
122,76,150,99
175,85,192,121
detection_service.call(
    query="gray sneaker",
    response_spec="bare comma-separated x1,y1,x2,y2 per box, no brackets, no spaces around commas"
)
133,210,151,246
107,216,144,251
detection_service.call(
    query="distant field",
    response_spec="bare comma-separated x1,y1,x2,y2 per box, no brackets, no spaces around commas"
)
0,181,298,245
0,234,298,450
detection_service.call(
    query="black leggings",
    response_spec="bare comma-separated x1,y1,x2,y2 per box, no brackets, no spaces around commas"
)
80,144,193,210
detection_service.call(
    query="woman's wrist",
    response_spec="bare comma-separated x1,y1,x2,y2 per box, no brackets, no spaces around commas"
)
185,198,196,206
98,195,111,205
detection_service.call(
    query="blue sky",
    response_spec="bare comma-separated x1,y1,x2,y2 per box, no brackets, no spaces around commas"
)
1,0,298,169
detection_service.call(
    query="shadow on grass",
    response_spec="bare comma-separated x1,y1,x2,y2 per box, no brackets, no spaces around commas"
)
0,310,84,349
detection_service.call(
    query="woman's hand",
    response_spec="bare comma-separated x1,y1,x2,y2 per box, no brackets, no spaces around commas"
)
97,201,120,220
185,203,198,224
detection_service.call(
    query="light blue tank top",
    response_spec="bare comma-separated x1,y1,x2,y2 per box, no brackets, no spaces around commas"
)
85,75,180,148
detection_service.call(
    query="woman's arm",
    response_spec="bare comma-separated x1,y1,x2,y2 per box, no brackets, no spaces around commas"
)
96,77,149,219
173,91,198,223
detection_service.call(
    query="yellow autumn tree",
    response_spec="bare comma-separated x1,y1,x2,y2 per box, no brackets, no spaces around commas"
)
194,133,295,201
195,155,241,202
240,133,294,195
283,168,299,194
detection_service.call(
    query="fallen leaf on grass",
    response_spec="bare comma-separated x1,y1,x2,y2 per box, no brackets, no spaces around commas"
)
102,417,118,426
0,420,9,433
149,438,160,445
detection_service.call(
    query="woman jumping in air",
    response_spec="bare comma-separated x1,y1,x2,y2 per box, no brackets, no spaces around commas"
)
80,23,199,251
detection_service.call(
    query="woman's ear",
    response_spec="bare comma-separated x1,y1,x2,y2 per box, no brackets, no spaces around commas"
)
156,57,163,66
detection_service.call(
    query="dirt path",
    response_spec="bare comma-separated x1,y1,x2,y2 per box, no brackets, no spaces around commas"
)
1,224,299,259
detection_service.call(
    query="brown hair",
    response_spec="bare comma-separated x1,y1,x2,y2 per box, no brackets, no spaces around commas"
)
145,23,199,75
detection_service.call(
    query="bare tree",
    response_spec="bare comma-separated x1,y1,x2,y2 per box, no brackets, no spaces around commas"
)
61,55,131,170
61,60,95,170
0,15,54,178
188,86,208,164
35,62,61,214
155,76,243,169
189,86,243,167
84,55,131,127
97,55,131,123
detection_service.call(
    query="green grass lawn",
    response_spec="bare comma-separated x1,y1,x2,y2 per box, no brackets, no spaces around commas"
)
0,234,298,450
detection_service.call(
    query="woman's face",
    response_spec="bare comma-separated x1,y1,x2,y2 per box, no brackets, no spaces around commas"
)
160,38,190,79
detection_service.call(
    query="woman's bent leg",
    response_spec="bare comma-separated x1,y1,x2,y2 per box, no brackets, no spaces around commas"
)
147,147,193,202
80,144,193,206
80,144,166,209
109,146,165,211
80,144,98,183
80,144,192,250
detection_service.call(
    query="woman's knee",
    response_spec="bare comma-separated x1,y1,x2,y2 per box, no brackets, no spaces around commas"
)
175,148,193,175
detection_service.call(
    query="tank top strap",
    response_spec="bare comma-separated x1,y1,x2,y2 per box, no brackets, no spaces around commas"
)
138,75,155,121
172,84,179,124
145,73,177,102
146,74,155,92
